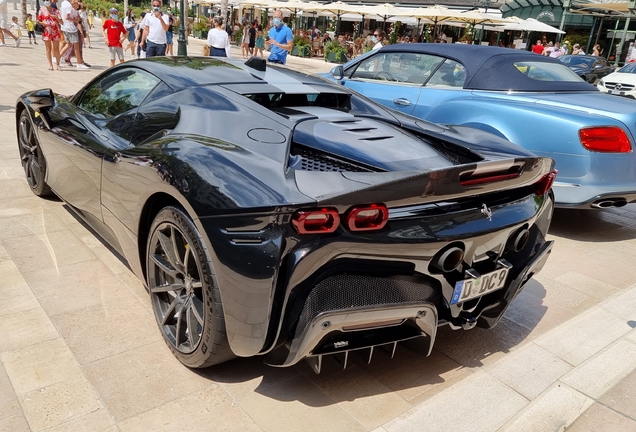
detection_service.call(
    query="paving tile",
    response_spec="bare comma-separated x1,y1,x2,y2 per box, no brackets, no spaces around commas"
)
0,211,70,241
19,377,103,432
0,243,10,263
118,385,261,432
567,403,636,432
598,363,636,419
382,371,528,432
114,270,152,311
0,414,30,432
525,276,602,316
601,283,636,322
315,366,412,430
0,338,83,395
0,260,26,289
0,363,22,422
561,340,636,398
555,271,623,299
0,282,39,317
42,409,117,432
534,307,633,366
501,383,592,432
487,342,573,400
21,260,138,316
238,374,366,432
83,341,213,421
0,307,59,353
51,297,161,365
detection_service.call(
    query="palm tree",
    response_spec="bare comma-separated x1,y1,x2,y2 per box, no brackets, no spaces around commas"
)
21,0,27,27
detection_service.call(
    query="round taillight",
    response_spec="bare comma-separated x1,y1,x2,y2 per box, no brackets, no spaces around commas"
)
291,208,340,234
579,127,632,153
346,204,389,232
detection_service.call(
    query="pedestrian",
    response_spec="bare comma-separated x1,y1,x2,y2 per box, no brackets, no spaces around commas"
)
266,9,292,64
59,0,89,68
80,5,91,48
254,24,264,57
0,0,21,47
25,13,37,44
241,20,250,58
544,42,565,58
134,11,146,58
592,44,601,56
572,43,585,55
371,29,385,50
248,20,256,55
206,15,230,57
139,0,169,57
531,39,544,54
123,9,136,58
102,7,126,67
165,12,174,56
87,8,93,28
37,0,62,70
9,15,21,39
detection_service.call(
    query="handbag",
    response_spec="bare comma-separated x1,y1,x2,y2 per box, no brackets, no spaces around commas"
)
202,44,210,56
35,23,44,33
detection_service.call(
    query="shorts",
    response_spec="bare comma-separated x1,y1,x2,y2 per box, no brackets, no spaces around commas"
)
109,46,124,60
166,31,173,44
64,31,79,44
127,28,135,42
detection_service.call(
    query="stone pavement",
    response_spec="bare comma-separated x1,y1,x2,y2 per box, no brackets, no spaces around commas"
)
1,24,636,432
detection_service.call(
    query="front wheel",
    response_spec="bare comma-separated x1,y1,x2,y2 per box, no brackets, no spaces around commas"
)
146,206,234,368
18,111,52,197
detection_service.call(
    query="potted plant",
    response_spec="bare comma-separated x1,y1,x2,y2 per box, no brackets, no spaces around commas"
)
193,19,208,39
324,40,348,63
234,29,243,46
292,35,311,57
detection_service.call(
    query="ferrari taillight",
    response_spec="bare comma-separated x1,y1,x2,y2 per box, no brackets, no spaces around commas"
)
291,208,340,234
346,204,389,232
579,127,632,153
534,169,558,196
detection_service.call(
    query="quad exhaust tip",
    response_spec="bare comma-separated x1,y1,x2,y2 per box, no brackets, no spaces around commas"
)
430,247,464,273
591,198,628,209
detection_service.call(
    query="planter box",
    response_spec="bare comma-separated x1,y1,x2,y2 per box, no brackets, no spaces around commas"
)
325,51,348,63
292,45,311,57
193,30,208,39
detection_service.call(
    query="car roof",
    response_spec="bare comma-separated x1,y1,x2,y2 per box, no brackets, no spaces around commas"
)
376,44,597,92
118,56,343,94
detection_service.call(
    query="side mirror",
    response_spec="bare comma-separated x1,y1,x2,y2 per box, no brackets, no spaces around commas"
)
27,89,55,113
330,65,345,83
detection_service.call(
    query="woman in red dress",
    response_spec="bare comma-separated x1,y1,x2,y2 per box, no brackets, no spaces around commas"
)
37,1,62,70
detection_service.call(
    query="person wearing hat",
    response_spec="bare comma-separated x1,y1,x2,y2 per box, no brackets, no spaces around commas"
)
102,7,126,66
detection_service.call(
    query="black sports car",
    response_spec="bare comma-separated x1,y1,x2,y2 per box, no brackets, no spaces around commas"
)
16,57,555,373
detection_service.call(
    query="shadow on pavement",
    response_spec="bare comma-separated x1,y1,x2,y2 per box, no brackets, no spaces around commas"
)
549,205,636,241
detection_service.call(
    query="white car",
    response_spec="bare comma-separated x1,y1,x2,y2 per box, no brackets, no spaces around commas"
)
597,62,636,98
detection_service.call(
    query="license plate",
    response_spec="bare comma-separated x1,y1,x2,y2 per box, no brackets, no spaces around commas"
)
450,267,510,305
611,90,624,95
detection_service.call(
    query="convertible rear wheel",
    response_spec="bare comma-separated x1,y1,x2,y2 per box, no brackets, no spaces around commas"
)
18,112,51,197
147,206,234,368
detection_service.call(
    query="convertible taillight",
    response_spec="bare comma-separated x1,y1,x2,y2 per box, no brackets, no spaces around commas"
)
345,204,389,232
291,208,340,234
579,127,632,153
534,169,558,196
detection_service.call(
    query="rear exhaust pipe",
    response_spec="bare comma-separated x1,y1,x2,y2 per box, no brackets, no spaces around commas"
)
507,228,530,252
430,247,464,273
591,198,628,209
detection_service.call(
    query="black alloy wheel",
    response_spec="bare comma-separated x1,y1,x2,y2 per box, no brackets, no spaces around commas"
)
18,112,51,196
147,206,234,368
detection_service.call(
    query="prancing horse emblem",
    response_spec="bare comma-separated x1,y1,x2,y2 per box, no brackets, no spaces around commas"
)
481,204,493,221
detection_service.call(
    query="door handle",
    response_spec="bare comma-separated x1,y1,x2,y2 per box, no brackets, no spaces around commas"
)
393,98,412,107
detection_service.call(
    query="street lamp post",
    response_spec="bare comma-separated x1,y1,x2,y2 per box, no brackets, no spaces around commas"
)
616,0,636,66
474,0,492,45
177,0,187,55
558,0,571,43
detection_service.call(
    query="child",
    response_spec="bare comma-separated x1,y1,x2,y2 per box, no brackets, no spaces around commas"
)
25,14,36,45
10,16,22,39
101,7,127,67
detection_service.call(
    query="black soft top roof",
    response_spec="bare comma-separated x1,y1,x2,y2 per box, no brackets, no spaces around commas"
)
376,44,598,92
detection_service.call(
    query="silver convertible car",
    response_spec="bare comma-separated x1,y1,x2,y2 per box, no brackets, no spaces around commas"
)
326,44,636,209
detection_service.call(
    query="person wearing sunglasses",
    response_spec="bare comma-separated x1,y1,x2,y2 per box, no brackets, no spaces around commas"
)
372,29,385,51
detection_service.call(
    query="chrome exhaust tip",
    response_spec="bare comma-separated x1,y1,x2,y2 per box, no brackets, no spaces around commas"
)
507,228,530,252
430,247,464,273
591,200,617,208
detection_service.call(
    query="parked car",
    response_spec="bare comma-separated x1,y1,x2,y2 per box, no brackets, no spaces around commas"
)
597,61,636,99
558,54,614,84
16,56,555,372
326,44,636,209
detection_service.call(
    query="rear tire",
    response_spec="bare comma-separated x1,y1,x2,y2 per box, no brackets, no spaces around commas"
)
146,206,234,368
18,111,52,197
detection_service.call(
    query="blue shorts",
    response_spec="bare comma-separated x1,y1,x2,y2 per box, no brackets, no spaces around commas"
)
127,28,135,42
166,31,173,45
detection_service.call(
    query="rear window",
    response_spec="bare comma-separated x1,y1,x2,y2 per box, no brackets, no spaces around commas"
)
513,61,583,82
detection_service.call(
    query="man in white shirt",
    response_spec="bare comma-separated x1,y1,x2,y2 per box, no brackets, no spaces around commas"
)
60,0,88,68
0,0,20,47
140,0,169,57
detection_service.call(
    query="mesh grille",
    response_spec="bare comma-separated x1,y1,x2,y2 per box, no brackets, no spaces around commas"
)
290,145,376,172
291,274,440,341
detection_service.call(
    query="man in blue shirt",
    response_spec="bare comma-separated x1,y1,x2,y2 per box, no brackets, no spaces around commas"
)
267,10,293,64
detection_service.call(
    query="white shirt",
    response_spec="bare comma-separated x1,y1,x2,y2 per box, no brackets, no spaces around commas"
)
373,41,383,50
142,12,169,44
0,0,7,19
207,27,231,58
60,0,76,33
123,16,135,29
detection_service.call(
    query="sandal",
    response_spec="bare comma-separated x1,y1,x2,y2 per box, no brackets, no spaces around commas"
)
48,66,53,71
65,59,74,67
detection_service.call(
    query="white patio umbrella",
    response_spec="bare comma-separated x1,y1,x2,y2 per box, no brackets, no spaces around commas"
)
301,1,367,34
500,17,565,34
360,3,412,30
